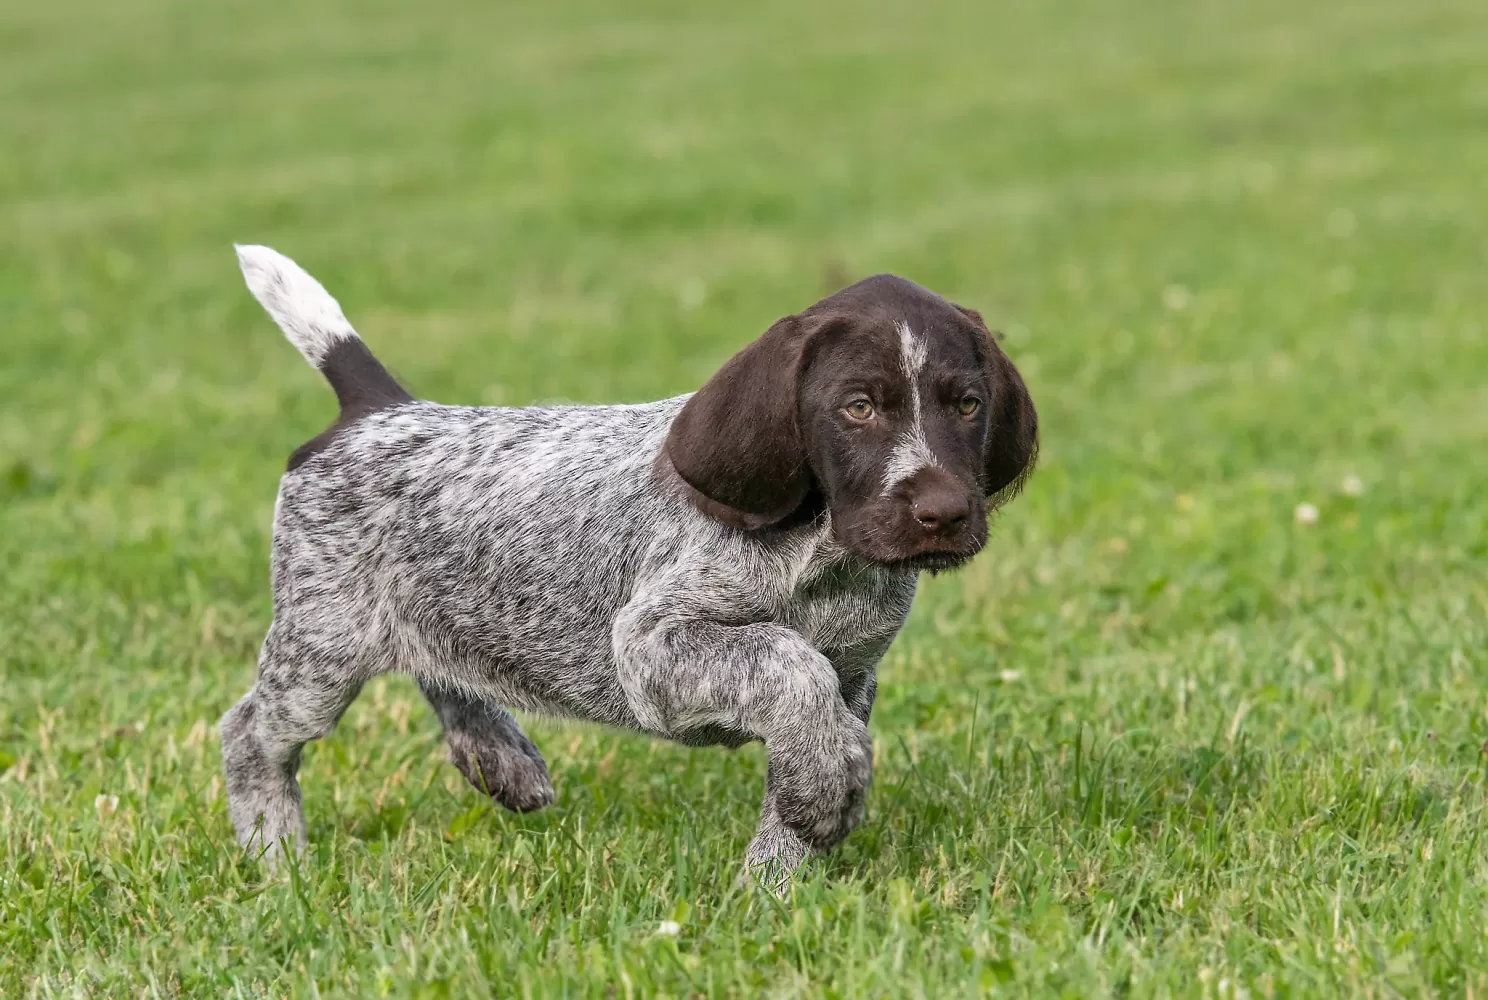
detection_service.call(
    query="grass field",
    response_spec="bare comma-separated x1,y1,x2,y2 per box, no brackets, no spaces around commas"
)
4,0,1488,994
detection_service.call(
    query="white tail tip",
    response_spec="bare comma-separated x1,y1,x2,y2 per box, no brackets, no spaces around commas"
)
234,244,358,367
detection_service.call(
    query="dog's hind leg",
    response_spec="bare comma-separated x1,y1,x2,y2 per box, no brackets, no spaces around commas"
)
419,682,554,813
220,619,367,865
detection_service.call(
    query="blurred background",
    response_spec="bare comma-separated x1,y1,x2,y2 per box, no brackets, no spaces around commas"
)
2,0,1487,992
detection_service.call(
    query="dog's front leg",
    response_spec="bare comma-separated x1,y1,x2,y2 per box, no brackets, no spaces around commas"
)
741,641,889,886
614,599,871,883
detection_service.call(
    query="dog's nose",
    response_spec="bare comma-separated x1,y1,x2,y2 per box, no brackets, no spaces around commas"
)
912,490,970,533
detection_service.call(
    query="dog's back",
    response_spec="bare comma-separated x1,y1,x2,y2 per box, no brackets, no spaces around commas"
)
271,396,691,725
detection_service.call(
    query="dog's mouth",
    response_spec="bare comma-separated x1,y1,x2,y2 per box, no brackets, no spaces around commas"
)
883,549,978,574
833,502,987,573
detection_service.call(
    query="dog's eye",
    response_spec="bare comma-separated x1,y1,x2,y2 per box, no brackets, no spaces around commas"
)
957,396,982,416
845,399,875,420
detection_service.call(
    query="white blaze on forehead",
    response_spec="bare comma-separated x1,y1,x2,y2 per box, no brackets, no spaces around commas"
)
881,322,940,495
897,321,928,377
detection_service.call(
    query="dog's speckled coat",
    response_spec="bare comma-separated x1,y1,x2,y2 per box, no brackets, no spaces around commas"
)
221,246,1036,885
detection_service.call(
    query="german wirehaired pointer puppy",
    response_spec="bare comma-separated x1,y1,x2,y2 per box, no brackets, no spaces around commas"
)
221,246,1037,881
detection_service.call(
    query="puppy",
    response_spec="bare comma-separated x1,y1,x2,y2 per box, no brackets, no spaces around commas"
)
220,246,1037,881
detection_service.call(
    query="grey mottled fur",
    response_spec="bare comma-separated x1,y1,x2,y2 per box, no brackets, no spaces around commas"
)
220,397,916,878
220,244,1036,888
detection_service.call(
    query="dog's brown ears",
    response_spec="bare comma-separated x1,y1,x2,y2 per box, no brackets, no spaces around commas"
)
664,312,839,530
960,306,1039,506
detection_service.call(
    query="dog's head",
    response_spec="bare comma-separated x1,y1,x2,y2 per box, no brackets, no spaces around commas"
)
663,274,1038,571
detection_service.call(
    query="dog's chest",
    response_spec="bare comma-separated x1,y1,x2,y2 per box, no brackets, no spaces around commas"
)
780,565,917,654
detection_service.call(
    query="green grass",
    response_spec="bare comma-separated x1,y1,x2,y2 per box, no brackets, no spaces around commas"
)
4,0,1488,994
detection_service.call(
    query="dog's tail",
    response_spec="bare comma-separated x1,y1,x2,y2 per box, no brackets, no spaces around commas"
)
235,244,411,415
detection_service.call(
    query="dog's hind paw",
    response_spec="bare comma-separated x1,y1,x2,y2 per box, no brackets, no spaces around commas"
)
447,734,556,813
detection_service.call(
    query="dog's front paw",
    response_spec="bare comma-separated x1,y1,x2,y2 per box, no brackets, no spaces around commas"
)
447,734,555,812
769,713,872,850
743,810,813,893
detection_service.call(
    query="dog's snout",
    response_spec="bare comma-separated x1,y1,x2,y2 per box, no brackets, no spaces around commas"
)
911,486,970,533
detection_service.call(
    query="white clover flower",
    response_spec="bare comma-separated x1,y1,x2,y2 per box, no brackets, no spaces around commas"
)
1162,284,1192,311
656,920,681,937
1294,503,1320,526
